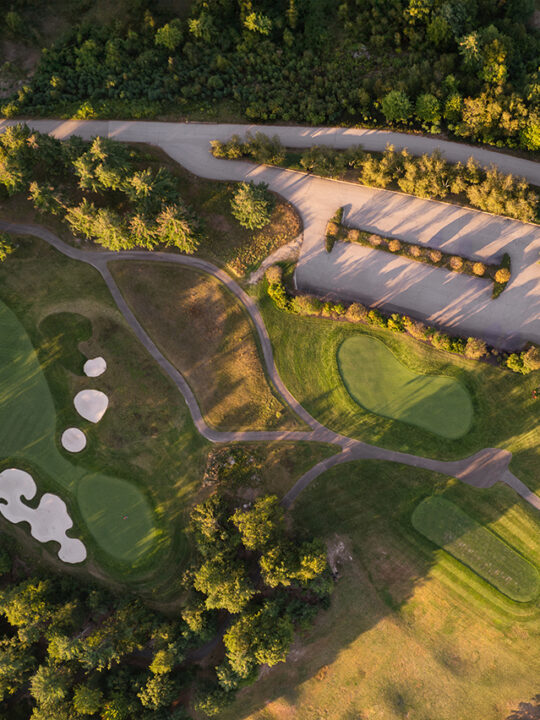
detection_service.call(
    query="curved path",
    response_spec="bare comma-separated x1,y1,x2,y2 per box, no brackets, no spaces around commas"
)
2,219,538,512
0,119,539,350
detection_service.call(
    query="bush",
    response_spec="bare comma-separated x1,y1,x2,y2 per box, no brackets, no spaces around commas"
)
346,302,368,322
326,221,339,236
495,267,511,284
265,265,283,285
415,93,441,127
231,182,275,230
409,245,422,258
522,346,540,372
0,233,14,262
388,239,401,252
465,337,488,359
429,249,443,262
449,256,464,271
367,308,387,327
368,233,383,246
472,262,486,276
267,280,289,311
347,228,360,242
403,317,429,340
290,294,323,315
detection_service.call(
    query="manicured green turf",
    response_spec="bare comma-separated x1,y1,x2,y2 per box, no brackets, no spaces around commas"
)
337,335,473,439
412,496,540,602
0,298,159,565
77,475,158,562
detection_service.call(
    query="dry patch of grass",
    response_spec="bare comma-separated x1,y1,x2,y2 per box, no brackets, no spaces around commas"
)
110,261,303,431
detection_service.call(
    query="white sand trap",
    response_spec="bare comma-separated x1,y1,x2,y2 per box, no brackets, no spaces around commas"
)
61,427,87,452
74,389,109,423
84,356,107,377
0,468,87,563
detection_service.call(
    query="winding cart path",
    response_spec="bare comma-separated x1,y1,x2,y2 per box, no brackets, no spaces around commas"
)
1,219,538,512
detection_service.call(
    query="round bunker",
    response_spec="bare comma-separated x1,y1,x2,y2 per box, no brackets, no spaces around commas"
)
337,335,473,439
84,356,107,377
74,389,109,423
61,427,87,453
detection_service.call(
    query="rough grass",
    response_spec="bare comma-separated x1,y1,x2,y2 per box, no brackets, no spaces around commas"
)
412,496,540,602
254,285,540,488
110,261,303,431
338,335,473,439
220,460,540,720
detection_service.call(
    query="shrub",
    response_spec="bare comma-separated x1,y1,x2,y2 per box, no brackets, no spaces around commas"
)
472,262,486,276
429,249,443,262
367,308,387,327
495,267,511,284
290,294,323,315
403,317,429,340
415,93,441,127
387,313,405,332
326,221,339,237
409,244,422,257
449,256,463,271
346,302,368,322
522,346,540,372
265,265,283,285
388,239,401,252
231,181,274,230
347,228,360,242
368,233,382,246
0,233,14,262
506,353,526,374
430,332,453,351
465,337,488,359
267,280,289,311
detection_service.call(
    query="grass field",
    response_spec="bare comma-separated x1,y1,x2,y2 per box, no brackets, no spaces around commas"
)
0,235,333,596
338,335,473,439
255,285,540,489
110,261,302,431
221,460,540,720
412,496,539,602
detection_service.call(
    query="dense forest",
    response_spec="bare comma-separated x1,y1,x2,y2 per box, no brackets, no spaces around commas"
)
0,0,539,150
0,449,331,719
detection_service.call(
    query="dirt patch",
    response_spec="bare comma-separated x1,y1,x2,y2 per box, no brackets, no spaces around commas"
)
326,533,353,576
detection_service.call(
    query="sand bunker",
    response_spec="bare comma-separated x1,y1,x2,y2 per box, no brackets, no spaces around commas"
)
0,468,87,563
61,427,87,452
84,356,107,377
74,389,109,423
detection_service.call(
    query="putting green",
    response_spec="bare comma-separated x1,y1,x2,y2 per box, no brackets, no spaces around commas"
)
0,301,157,564
337,335,473,438
412,496,540,602
77,475,158,562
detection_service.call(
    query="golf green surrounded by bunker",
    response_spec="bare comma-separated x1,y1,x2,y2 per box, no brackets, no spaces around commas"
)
337,335,473,439
0,299,158,565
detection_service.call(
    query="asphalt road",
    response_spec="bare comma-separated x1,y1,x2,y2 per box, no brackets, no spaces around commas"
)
1,118,538,349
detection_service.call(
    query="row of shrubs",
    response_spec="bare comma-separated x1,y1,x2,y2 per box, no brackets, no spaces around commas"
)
211,133,539,224
325,210,512,298
264,265,540,375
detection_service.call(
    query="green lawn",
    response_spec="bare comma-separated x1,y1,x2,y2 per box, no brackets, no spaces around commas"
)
338,335,473,439
221,460,540,720
255,285,540,489
412,496,539,602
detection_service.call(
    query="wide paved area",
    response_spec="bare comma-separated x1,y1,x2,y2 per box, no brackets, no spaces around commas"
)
2,119,539,349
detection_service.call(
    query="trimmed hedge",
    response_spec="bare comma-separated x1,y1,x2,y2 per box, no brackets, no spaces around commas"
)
264,271,538,374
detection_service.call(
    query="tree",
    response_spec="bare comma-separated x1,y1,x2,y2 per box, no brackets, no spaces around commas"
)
137,674,175,711
244,12,272,35
381,90,412,124
230,182,274,230
29,664,70,707
154,20,183,51
415,94,441,128
149,649,175,675
193,554,254,613
73,684,103,715
155,204,200,253
231,495,283,551
522,346,540,372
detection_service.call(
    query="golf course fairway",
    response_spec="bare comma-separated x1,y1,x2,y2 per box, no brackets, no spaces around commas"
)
337,335,473,438
0,300,157,565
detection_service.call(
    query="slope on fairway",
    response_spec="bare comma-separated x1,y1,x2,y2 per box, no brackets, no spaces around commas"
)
0,300,157,564
337,335,473,438
412,496,540,602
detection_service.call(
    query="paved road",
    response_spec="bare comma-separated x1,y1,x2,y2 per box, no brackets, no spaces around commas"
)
1,119,538,350
2,220,538,512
